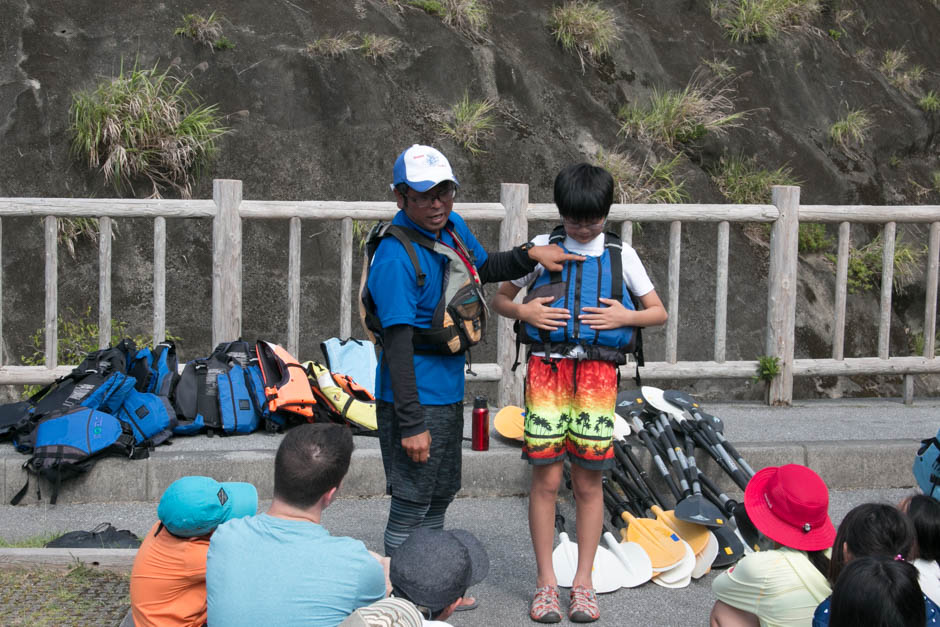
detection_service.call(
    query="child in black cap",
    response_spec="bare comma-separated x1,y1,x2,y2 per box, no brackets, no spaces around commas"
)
389,528,490,624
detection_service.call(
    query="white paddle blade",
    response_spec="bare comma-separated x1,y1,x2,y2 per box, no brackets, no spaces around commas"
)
613,415,631,440
691,532,720,579
592,546,626,594
653,540,696,585
641,386,685,420
553,534,623,593
603,532,653,588
552,532,577,588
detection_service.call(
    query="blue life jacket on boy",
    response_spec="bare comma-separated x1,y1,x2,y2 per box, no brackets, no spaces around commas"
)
518,226,642,367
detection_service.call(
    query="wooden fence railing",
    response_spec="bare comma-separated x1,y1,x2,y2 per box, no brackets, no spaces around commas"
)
1,181,938,407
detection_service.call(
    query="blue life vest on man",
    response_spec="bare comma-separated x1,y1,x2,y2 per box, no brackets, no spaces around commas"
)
519,226,640,365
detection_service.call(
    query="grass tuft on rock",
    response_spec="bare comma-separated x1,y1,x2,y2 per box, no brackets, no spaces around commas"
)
829,109,872,158
919,90,940,113
549,1,618,72
710,155,800,204
174,12,233,50
594,150,689,204
440,92,497,154
358,34,402,62
69,62,227,198
441,0,490,40
619,75,746,149
307,32,359,58
709,0,823,43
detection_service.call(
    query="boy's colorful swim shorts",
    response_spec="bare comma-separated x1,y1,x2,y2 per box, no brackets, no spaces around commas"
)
522,356,616,470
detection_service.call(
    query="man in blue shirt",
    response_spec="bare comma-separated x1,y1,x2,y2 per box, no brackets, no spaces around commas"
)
366,145,580,610
206,424,388,626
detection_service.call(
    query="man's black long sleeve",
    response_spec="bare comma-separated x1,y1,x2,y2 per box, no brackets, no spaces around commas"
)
382,324,425,438
476,245,537,284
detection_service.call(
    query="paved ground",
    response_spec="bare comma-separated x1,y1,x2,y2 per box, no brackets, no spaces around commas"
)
0,487,918,627
0,397,935,625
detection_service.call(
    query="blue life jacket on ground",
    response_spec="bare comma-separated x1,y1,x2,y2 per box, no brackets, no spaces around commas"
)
10,406,139,505
518,226,642,367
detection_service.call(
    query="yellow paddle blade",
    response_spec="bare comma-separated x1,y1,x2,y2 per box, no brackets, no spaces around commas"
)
650,505,710,554
622,511,686,571
493,405,524,440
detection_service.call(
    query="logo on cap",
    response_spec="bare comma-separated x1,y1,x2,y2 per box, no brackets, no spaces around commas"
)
217,487,228,506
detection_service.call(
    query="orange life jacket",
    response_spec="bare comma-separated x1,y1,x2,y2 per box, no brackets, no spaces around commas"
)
256,341,315,420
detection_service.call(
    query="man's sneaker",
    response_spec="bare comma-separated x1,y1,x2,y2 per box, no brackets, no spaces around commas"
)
568,585,600,623
529,585,562,623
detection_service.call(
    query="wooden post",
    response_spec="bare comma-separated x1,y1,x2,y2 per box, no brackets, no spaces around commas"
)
832,221,850,360
212,180,243,347
877,222,896,359
287,217,301,357
765,186,800,405
98,217,112,349
44,216,58,368
340,217,353,340
0,217,3,365
665,221,681,363
620,221,633,248
924,222,940,358
153,217,166,344
714,221,729,362
497,183,529,409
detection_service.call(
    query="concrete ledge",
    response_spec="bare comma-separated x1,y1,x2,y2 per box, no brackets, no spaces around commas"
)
0,438,922,505
0,548,137,572
806,440,919,490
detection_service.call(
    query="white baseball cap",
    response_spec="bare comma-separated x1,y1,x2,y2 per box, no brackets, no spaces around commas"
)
391,144,459,192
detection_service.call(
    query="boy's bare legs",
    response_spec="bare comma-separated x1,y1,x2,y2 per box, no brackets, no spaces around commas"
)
530,462,564,587
569,464,603,588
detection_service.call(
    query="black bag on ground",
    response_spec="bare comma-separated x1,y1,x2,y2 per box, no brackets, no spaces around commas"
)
45,523,141,548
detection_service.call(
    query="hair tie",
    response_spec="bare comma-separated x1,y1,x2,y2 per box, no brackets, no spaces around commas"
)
895,554,904,561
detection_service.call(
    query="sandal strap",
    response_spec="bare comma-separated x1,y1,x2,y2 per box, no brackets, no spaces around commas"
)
569,585,599,620
530,585,561,620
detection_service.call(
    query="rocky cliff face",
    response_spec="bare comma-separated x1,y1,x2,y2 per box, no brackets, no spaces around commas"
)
1,0,938,399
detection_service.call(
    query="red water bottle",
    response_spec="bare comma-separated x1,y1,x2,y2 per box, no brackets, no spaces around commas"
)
471,396,489,451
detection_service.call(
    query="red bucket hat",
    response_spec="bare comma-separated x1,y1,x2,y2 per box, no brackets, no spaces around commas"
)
744,464,836,551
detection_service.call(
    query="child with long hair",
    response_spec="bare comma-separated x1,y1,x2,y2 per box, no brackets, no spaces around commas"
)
828,556,925,627
902,494,940,606
813,501,939,626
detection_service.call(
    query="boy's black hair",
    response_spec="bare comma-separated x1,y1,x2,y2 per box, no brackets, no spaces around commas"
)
829,556,925,627
273,423,353,509
828,502,915,584
907,494,940,562
553,163,614,222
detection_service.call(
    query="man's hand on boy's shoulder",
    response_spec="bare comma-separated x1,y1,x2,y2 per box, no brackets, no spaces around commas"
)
580,298,634,330
528,244,584,271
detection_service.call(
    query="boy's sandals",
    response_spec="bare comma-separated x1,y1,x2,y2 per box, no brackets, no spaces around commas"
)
530,585,562,623
568,585,600,623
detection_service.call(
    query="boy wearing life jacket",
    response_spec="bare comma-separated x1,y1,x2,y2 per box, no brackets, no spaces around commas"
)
492,163,667,623
365,145,582,611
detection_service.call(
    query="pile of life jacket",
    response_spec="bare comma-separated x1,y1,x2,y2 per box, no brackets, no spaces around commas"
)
0,339,179,504
0,338,378,505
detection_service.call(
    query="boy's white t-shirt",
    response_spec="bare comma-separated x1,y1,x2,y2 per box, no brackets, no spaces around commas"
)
509,231,655,359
